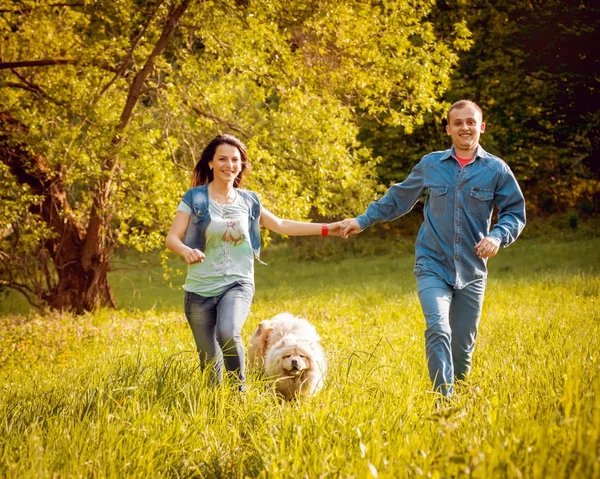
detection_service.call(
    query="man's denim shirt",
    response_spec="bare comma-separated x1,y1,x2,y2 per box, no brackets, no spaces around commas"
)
357,146,526,289
181,184,263,260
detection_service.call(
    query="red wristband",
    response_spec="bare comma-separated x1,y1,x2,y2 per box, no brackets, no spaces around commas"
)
321,224,328,237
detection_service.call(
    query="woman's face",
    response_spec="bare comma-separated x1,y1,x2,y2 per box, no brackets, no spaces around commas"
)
209,143,242,184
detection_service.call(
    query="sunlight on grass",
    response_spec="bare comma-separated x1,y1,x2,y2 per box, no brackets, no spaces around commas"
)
1,237,599,477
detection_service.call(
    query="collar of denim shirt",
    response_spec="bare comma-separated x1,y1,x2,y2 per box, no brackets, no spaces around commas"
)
439,145,487,162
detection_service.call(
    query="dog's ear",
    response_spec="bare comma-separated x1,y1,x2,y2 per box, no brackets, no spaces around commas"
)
252,320,274,362
257,321,274,345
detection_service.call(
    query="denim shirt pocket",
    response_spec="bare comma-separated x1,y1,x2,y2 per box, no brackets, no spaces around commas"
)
469,187,494,219
182,209,207,250
427,185,449,215
190,208,206,223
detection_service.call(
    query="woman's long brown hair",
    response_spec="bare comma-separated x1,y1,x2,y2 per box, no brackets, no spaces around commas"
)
191,134,249,187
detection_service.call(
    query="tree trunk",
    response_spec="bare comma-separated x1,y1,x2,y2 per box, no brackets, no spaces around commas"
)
50,259,115,313
0,0,193,312
0,113,116,313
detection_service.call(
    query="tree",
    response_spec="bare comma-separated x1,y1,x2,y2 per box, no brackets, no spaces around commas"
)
0,0,470,312
450,0,600,214
360,0,599,215
1,0,193,311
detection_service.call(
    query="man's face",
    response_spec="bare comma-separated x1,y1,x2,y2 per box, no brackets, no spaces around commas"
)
446,106,486,154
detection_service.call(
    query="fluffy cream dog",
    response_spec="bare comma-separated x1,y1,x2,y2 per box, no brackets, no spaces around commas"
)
248,313,326,400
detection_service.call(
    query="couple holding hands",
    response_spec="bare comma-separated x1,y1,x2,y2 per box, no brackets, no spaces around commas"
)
166,100,526,398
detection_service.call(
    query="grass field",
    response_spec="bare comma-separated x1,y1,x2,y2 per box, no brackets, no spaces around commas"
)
1,233,599,478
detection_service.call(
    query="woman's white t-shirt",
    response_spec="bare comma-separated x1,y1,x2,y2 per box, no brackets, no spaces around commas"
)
177,193,254,296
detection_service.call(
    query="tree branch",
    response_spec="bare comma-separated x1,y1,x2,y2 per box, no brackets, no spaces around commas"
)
0,59,78,70
0,82,42,94
0,279,43,310
82,0,195,270
187,103,253,140
0,254,45,310
117,0,193,133
95,0,167,100
5,70,66,106
0,3,84,13
0,113,85,261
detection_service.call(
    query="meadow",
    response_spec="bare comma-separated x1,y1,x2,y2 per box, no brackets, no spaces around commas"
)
1,231,599,478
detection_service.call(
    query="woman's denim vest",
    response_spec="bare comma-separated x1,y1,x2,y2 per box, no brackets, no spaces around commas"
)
181,184,262,261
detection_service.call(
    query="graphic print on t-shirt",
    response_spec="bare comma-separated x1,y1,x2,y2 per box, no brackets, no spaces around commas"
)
212,213,247,274
222,220,244,246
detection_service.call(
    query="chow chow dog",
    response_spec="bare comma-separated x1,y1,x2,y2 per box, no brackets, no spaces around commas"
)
248,313,326,400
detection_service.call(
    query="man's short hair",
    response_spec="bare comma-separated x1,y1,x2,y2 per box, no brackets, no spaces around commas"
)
446,100,483,123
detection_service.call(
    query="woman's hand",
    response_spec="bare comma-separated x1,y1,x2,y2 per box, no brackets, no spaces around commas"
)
166,212,205,263
184,248,206,264
325,221,344,237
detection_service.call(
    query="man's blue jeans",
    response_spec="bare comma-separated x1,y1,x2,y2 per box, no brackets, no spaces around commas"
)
416,272,486,397
184,281,254,386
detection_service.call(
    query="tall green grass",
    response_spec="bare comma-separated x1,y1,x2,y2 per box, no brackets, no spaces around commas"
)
1,236,599,478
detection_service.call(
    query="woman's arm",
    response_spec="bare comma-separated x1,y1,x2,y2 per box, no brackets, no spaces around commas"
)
165,211,205,264
260,208,342,236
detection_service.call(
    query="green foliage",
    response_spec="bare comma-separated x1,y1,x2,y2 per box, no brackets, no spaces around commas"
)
449,0,600,215
0,0,467,233
1,237,599,477
0,0,470,308
0,162,58,308
159,0,472,216
359,0,600,214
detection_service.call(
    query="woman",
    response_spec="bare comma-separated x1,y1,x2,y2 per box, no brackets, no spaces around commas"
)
166,134,341,390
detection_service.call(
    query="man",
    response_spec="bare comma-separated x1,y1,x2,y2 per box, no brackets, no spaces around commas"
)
341,100,526,398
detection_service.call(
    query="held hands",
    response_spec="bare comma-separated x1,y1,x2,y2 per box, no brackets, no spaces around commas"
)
340,218,361,239
323,220,361,238
184,248,205,264
324,221,344,237
475,235,500,259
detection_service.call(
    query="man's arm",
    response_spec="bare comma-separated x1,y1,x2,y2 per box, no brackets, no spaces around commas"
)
341,162,426,238
488,167,526,247
359,163,426,229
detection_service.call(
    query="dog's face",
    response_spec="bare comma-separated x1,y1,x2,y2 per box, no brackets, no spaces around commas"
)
266,337,318,378
279,344,312,376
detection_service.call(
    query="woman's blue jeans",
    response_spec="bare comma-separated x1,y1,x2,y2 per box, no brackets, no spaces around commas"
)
184,281,254,386
416,272,486,397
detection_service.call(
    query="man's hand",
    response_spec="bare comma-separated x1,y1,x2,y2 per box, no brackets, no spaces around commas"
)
475,235,500,259
340,218,362,239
